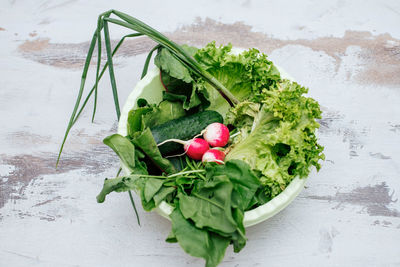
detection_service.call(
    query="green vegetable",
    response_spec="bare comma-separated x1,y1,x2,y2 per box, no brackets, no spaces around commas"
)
226,80,325,201
97,160,260,267
58,9,325,267
155,45,211,110
154,42,281,116
142,100,186,128
195,42,280,116
127,100,186,137
150,110,223,154
103,134,136,172
170,204,230,267
131,128,176,174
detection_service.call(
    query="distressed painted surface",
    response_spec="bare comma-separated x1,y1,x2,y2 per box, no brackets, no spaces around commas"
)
0,0,400,266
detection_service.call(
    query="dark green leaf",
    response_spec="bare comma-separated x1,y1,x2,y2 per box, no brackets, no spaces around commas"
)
96,175,141,203
153,187,176,206
211,160,260,210
170,205,230,267
103,134,136,172
142,100,186,128
132,128,176,174
127,107,153,137
154,45,198,83
179,176,237,234
144,178,164,202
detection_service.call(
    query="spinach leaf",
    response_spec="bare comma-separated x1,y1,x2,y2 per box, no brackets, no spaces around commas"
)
144,178,164,202
132,128,176,174
179,176,237,234
127,106,153,137
211,160,261,211
170,204,230,267
153,187,176,206
142,100,186,128
154,45,198,83
103,134,136,172
127,100,186,137
155,46,210,111
97,175,142,203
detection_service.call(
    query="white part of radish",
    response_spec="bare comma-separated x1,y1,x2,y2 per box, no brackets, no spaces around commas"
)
203,123,230,147
157,138,187,146
202,149,225,164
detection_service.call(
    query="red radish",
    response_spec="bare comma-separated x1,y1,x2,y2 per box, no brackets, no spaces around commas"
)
202,123,230,147
184,138,209,160
157,138,209,160
202,149,226,164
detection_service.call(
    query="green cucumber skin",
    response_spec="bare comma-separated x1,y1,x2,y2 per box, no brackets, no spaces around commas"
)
151,110,223,154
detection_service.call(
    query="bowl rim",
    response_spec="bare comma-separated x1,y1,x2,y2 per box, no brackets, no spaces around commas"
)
117,67,307,227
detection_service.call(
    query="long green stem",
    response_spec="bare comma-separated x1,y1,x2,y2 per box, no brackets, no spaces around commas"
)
128,191,141,226
92,18,103,123
167,169,206,178
104,11,240,105
56,30,98,167
103,17,121,119
72,33,143,125
141,45,161,79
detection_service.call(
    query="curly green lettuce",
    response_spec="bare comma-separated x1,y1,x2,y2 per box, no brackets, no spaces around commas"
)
226,80,325,203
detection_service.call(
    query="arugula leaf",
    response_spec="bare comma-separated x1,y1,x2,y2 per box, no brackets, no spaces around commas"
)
103,134,136,172
97,158,261,264
170,204,230,267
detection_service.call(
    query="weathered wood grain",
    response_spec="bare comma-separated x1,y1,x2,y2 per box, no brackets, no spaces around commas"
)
1,0,400,266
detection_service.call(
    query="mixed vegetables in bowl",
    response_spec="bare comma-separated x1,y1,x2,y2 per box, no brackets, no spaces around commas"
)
58,10,324,267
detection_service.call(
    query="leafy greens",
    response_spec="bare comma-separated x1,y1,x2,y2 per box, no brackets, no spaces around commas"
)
97,41,324,267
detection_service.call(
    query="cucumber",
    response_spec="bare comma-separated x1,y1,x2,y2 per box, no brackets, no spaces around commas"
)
150,110,223,154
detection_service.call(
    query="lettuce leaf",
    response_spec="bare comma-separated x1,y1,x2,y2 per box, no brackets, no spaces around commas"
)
226,80,324,201
194,42,281,115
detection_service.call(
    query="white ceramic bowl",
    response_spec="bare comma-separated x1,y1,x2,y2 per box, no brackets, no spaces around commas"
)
118,67,307,227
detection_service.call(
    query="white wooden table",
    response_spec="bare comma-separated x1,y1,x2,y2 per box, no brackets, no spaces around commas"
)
1,1,399,266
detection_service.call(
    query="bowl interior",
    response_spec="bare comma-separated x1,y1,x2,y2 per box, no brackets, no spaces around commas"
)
118,67,307,227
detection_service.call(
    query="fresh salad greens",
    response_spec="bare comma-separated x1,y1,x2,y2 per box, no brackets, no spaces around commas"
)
58,10,324,267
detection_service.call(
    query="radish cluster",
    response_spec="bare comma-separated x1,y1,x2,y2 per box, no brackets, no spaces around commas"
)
158,122,230,164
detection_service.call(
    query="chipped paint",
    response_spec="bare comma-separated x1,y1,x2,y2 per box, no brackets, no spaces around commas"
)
17,19,400,87
307,183,400,218
369,152,392,160
0,145,118,209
